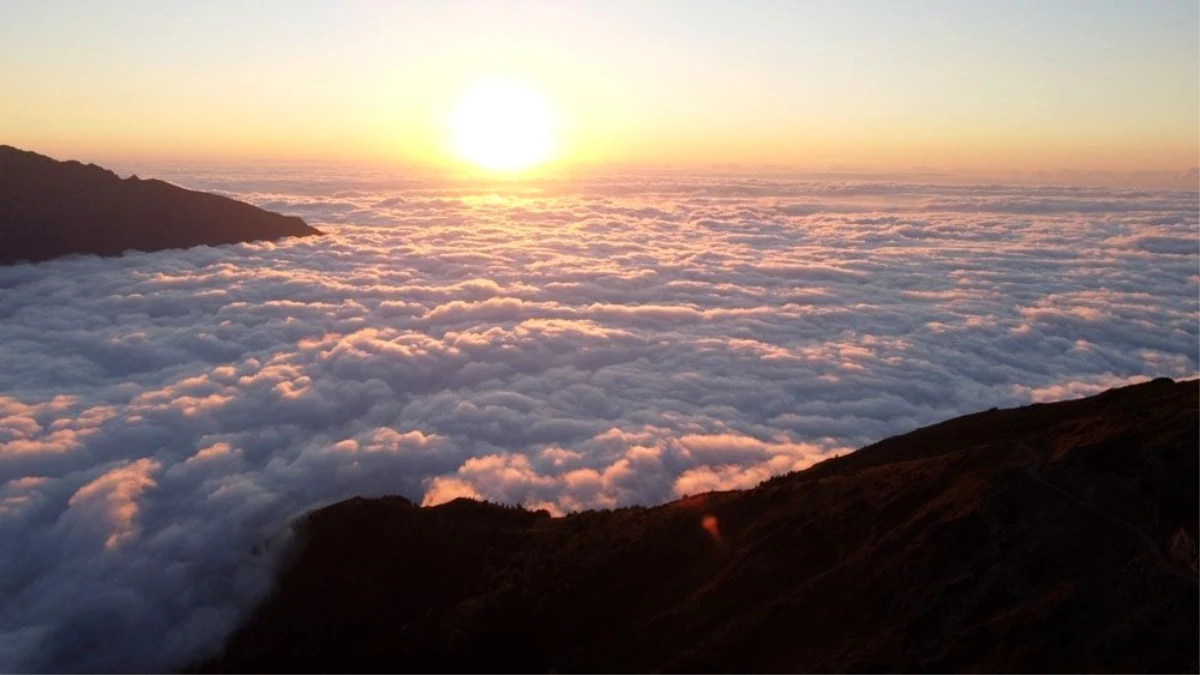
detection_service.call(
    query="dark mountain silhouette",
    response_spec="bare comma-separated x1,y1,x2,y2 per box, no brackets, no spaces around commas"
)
196,378,1198,673
0,146,320,264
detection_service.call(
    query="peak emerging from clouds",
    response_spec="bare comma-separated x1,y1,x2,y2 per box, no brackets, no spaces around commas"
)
0,146,321,265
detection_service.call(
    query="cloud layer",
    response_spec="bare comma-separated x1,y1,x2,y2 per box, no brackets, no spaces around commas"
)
1,169,1196,671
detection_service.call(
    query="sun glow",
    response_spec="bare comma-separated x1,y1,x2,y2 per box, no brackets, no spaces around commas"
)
449,78,557,172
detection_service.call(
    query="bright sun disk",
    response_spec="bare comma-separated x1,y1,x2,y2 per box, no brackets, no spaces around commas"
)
449,78,556,172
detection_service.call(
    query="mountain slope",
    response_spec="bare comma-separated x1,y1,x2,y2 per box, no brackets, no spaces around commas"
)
0,146,320,264
196,378,1198,673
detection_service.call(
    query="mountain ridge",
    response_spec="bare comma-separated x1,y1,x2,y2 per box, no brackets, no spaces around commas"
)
195,377,1199,673
0,145,320,264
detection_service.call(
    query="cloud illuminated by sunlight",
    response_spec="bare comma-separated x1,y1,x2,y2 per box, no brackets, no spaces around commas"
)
1,170,1196,673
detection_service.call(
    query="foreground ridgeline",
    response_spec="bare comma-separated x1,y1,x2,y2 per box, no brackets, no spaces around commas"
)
0,146,320,265
195,378,1198,674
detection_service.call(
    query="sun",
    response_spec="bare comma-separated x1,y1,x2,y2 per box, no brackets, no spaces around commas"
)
449,77,557,172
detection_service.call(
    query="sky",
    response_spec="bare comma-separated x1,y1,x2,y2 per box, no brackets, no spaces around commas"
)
1,2,1198,670
1,0,1197,175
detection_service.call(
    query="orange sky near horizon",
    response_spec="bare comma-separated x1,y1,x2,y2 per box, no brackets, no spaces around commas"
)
2,1,1196,181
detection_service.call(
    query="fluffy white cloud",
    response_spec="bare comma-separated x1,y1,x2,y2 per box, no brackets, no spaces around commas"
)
0,169,1196,671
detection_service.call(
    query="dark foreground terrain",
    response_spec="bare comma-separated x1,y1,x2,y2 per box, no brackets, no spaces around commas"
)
0,145,320,264
197,378,1198,673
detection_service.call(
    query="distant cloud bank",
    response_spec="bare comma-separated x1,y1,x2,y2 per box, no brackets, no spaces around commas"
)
0,171,1196,671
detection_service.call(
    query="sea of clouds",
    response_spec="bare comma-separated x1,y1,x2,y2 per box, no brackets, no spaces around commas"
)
1,167,1197,671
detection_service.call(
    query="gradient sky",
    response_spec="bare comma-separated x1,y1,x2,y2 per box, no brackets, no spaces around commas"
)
1,0,1196,173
